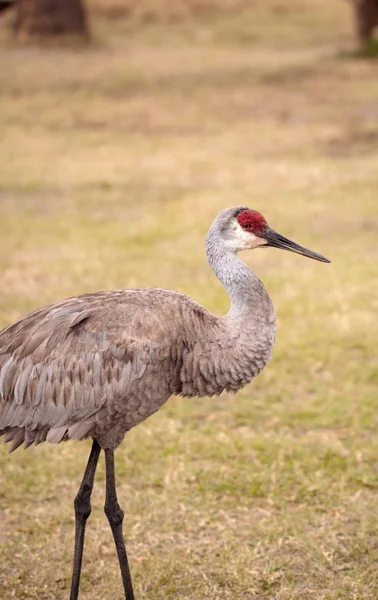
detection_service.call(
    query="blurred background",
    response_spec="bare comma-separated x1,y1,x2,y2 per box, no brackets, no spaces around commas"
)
0,1,377,599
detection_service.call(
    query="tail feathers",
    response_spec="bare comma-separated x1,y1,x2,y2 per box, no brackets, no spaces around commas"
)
8,431,24,453
1,422,93,451
2,430,15,443
1,427,24,452
0,426,48,452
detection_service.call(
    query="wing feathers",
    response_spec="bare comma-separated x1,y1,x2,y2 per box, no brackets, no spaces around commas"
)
0,308,154,445
68,420,93,440
0,287,209,448
46,426,67,444
8,431,25,453
0,358,17,400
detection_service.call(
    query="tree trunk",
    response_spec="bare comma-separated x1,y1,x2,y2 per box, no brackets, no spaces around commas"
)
352,0,378,44
13,0,88,40
0,1,15,15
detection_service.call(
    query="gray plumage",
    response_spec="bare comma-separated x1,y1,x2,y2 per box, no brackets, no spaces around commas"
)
0,206,329,453
0,207,331,600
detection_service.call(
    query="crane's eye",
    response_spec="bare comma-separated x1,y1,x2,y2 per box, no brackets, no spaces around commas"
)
244,223,253,230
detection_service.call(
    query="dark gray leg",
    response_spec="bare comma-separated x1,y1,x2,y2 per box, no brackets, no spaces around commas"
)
104,448,135,600
69,440,101,600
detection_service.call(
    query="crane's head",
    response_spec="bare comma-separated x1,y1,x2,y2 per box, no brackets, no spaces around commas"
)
211,206,330,263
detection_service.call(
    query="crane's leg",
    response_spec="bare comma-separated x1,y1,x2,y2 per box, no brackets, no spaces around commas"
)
69,440,101,600
104,448,135,600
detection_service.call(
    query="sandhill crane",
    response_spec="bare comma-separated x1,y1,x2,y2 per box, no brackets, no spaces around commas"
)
0,207,330,599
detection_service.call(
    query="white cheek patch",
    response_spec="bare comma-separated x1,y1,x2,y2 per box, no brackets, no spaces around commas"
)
233,219,267,249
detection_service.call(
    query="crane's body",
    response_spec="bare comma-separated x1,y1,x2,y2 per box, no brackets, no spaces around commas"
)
0,285,275,451
0,207,329,600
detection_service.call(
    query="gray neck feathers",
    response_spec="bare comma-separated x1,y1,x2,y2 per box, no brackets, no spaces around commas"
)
206,226,273,323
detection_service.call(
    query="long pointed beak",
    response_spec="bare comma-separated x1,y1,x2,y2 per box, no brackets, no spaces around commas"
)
264,228,331,263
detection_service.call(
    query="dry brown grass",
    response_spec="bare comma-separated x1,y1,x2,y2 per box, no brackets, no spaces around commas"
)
90,0,310,22
0,1,378,599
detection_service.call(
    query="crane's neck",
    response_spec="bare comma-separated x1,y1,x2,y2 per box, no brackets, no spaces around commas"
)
206,232,275,325
174,225,276,399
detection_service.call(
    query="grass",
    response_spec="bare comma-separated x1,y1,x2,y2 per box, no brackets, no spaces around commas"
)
0,1,378,598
